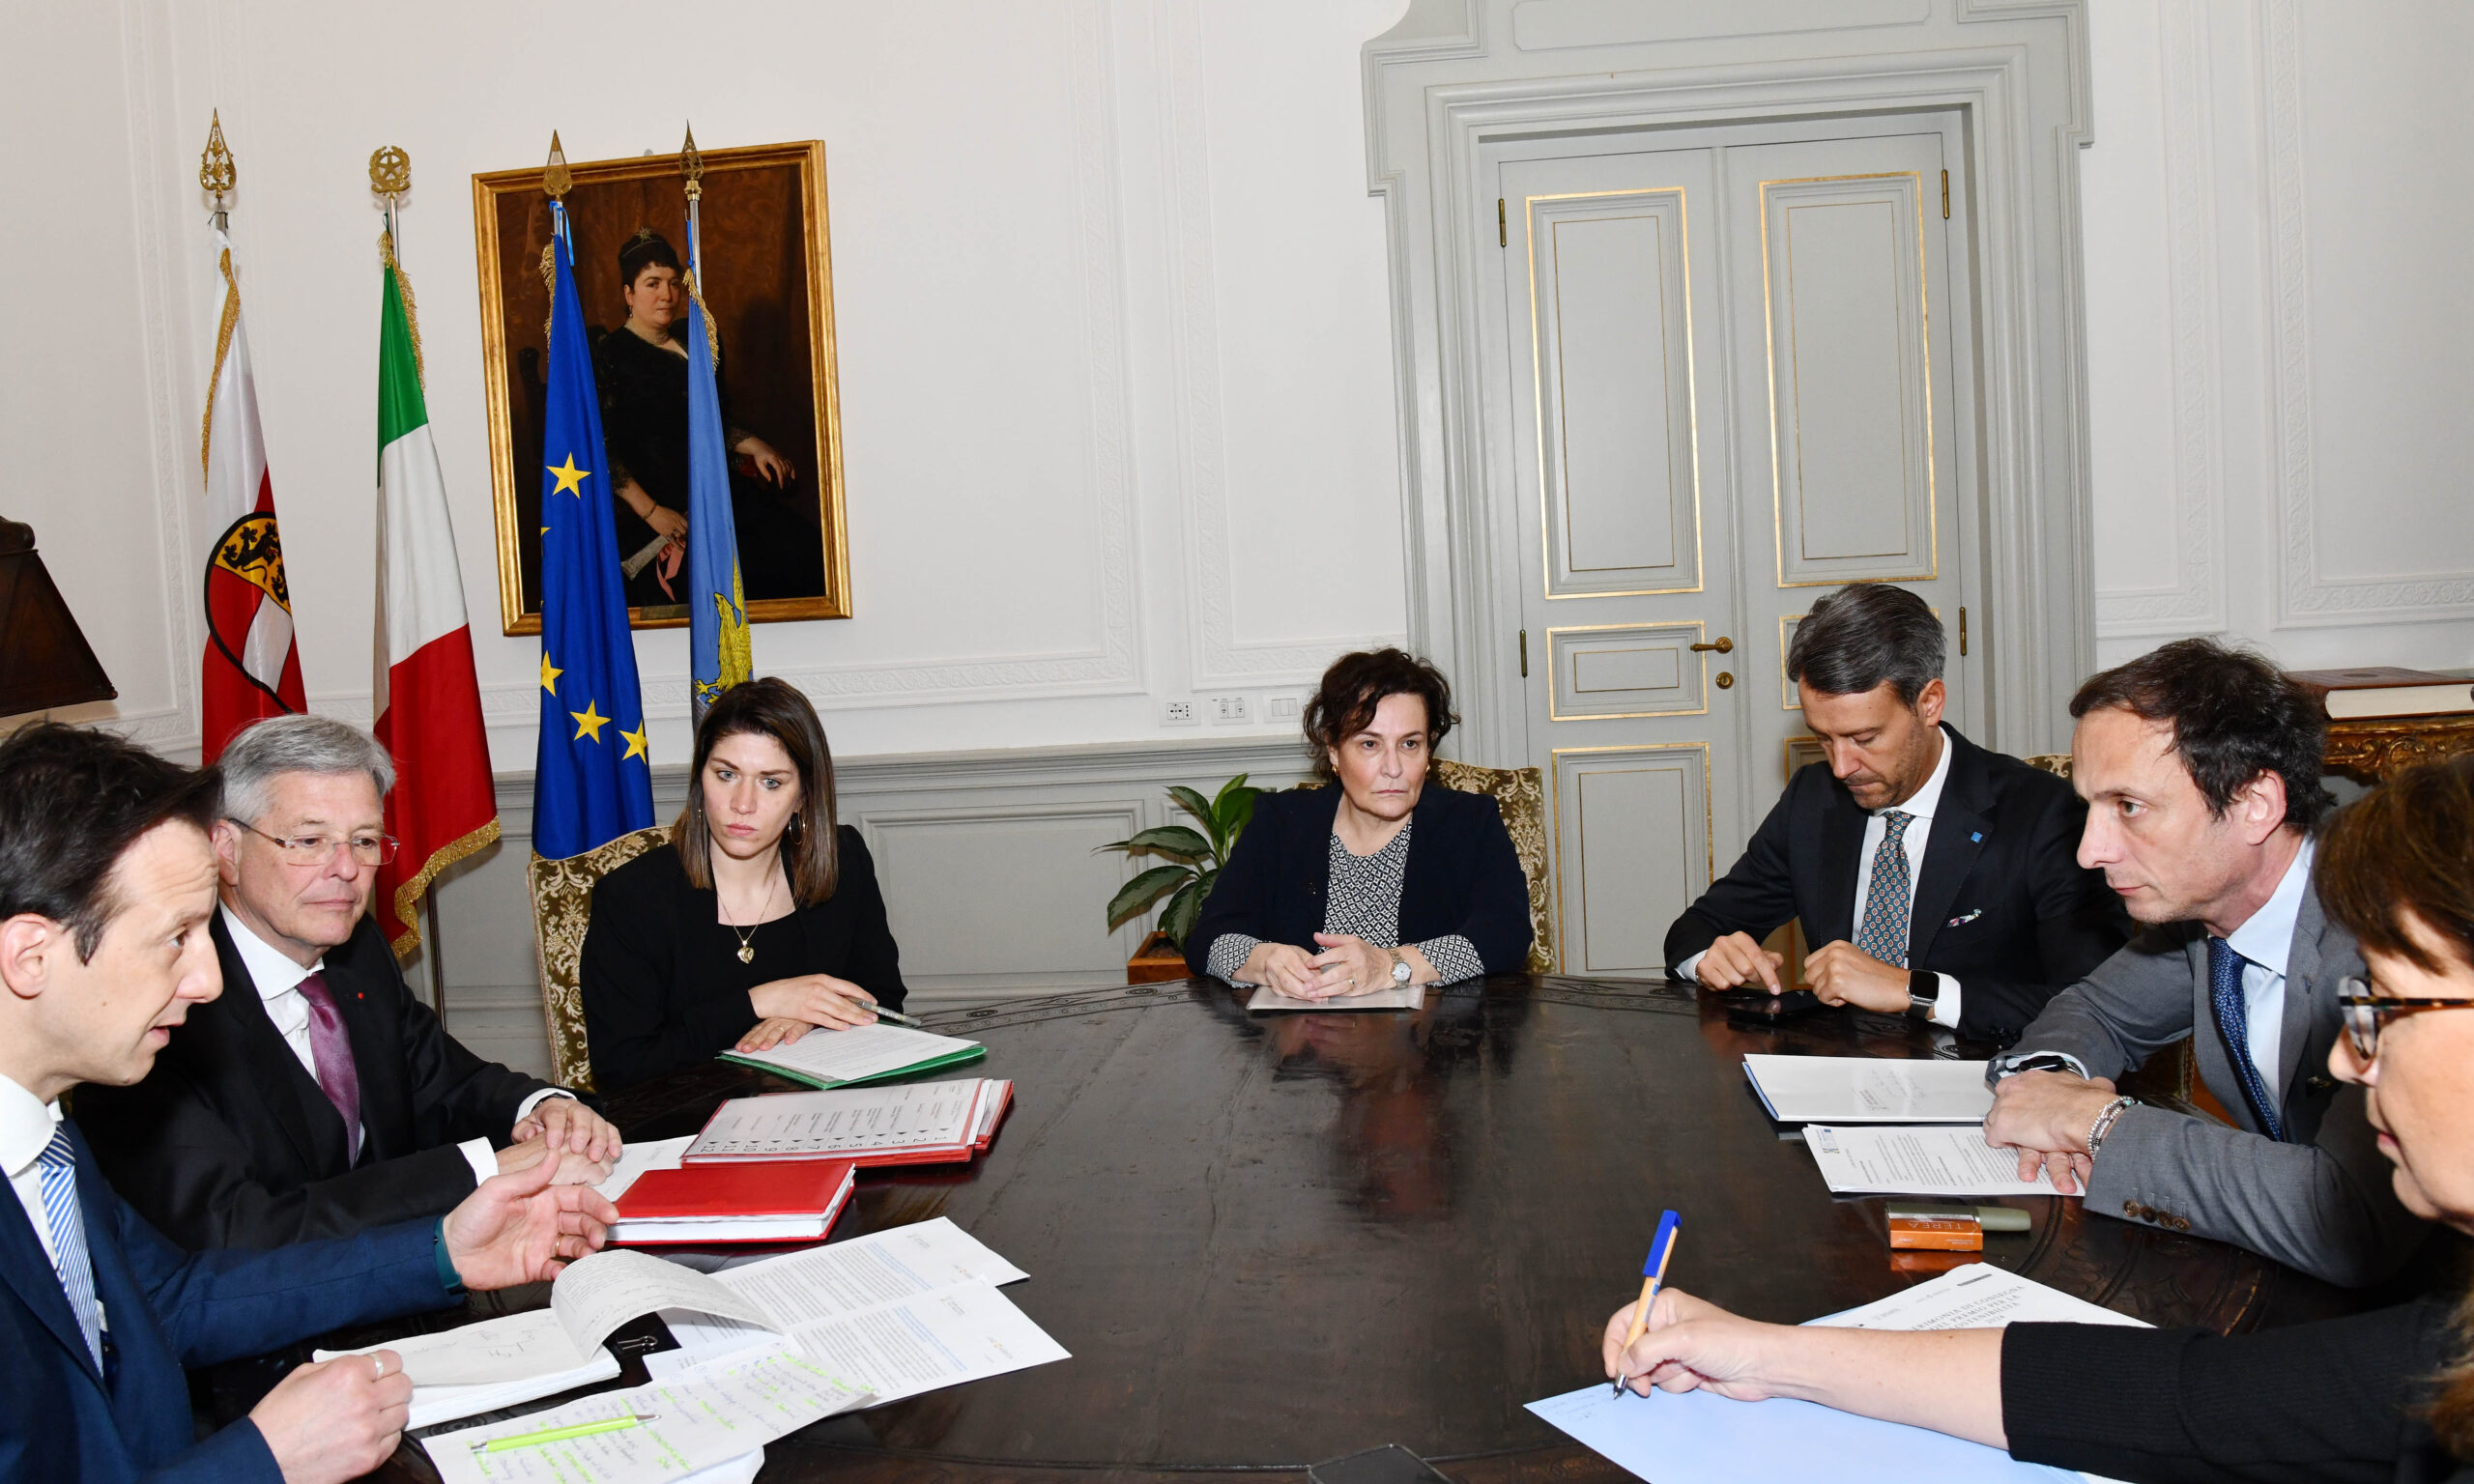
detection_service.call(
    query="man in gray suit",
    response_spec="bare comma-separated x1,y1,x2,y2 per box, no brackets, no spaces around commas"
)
1981,639,2423,1287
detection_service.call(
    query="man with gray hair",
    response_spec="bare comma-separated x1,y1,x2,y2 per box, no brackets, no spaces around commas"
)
76,715,620,1270
1664,584,2125,1042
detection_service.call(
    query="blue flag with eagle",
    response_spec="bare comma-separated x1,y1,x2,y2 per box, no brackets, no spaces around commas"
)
683,196,752,718
532,201,654,858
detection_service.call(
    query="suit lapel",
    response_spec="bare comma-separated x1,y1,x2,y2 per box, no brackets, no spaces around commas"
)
0,1148,101,1385
212,914,353,1174
1904,732,1991,968
2277,884,2333,1105
1814,785,1865,945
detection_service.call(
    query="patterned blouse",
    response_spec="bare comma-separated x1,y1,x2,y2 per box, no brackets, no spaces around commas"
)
1205,817,1488,986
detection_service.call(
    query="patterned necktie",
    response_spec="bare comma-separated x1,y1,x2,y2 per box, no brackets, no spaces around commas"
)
295,971,363,1164
34,1127,104,1372
2208,937,2284,1142
1854,811,1916,966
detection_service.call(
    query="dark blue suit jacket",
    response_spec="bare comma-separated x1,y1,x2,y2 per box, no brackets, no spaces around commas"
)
0,1120,453,1483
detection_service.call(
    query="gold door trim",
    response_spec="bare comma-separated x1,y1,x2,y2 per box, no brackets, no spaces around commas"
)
1758,170,1939,589
1522,187,1707,599
1544,619,1711,721
1550,742,1715,973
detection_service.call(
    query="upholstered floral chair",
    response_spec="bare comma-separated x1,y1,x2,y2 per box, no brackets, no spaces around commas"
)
527,824,671,1092
1295,761,1557,974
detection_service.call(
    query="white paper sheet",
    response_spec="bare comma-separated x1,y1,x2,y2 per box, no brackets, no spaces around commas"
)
548,1248,777,1353
1246,984,1424,1012
718,1216,1029,1322
1803,1125,2067,1196
686,1080,989,1159
320,1309,601,1387
592,1136,691,1203
1528,1384,2084,1484
725,1022,982,1086
1742,1055,1996,1122
1808,1264,2149,1332
424,1343,867,1484
776,1281,1069,1406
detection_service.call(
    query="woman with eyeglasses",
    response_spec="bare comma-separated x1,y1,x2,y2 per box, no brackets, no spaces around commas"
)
1598,754,2474,1482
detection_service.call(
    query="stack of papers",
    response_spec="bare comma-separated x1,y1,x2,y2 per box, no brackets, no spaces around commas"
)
318,1309,619,1430
683,1077,1012,1166
720,1021,986,1089
1802,1125,2066,1197
1247,984,1424,1012
1741,1055,1994,1123
1528,1265,2145,1484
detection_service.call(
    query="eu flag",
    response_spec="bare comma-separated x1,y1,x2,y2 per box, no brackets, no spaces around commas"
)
533,203,654,859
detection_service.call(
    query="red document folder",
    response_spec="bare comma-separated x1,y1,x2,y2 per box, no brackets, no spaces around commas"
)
685,1079,1016,1168
609,1158,856,1244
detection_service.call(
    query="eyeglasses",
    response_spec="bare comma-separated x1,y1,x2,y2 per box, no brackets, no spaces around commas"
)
2336,975,2474,1060
227,818,399,868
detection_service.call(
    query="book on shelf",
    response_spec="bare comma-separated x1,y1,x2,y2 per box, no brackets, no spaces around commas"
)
2287,666,2474,720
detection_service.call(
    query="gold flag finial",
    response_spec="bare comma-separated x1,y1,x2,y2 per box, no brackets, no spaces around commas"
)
680,123,704,202
543,130,571,201
369,144,411,200
199,110,236,207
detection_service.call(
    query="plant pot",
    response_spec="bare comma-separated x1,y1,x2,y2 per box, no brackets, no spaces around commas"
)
1126,930,1189,985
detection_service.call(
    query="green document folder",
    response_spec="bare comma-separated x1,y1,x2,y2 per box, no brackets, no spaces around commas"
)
717,1043,988,1091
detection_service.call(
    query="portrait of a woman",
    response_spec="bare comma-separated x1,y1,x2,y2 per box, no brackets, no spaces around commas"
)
579,677,906,1091
591,228,822,609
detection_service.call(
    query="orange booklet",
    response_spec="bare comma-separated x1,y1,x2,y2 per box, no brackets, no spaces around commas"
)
610,1158,856,1244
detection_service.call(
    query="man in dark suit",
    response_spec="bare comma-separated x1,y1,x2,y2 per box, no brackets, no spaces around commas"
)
1980,640,2424,1286
1665,585,2124,1043
0,722,613,1483
77,715,621,1252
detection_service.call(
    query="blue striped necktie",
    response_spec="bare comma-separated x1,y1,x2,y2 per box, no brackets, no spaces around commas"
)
2208,936,2284,1142
33,1127,104,1371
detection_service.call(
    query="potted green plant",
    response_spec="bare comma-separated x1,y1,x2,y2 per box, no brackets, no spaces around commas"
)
1101,774,1259,981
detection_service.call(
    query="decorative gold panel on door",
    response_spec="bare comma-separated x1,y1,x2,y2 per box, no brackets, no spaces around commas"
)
1760,172,1937,587
1547,622,1709,720
1550,744,1712,977
1527,189,1703,597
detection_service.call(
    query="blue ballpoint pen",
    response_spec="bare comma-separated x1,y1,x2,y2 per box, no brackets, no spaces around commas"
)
1612,1210,1683,1396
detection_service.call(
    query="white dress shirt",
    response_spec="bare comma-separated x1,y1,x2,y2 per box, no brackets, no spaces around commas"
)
2,1073,107,1342
2220,839,2314,1108
221,906,564,1186
1681,728,1964,1029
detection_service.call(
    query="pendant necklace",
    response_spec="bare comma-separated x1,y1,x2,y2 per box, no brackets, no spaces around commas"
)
722,865,782,965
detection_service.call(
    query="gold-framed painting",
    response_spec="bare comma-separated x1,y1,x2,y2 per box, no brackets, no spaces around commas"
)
473,139,850,635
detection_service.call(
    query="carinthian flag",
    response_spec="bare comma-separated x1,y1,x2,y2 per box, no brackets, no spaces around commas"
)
199,225,303,761
533,199,654,858
682,180,752,720
372,229,501,958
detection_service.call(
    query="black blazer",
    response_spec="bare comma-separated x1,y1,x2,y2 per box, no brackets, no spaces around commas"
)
74,910,555,1250
1663,726,2125,1043
580,828,907,1092
2002,1298,2467,1483
1184,784,1533,978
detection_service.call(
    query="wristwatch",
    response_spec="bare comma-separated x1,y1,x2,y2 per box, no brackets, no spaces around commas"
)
1904,969,1940,1022
1389,948,1413,985
1995,1051,2083,1080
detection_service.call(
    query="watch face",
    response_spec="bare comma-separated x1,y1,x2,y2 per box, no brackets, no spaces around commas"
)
1393,959,1412,984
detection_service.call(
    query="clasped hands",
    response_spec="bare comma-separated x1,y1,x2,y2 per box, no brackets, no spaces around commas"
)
246,1156,618,1484
740,971,880,1052
1691,930,1911,1012
496,1093,623,1185
1243,933,1421,1002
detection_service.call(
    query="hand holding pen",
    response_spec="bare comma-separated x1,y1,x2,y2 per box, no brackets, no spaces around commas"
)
1611,1210,1682,1396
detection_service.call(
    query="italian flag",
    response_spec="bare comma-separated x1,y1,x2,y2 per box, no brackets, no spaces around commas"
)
372,241,500,959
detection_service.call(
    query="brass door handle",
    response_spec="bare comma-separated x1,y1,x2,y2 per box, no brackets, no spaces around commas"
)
1690,637,1734,654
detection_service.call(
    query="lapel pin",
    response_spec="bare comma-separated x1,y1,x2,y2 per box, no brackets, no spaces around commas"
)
1970,831,1984,842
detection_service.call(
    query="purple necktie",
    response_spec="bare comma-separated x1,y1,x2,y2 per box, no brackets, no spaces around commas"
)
295,970,363,1164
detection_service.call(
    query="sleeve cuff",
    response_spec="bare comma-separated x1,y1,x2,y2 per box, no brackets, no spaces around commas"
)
456,1136,496,1187
1929,974,1963,1029
1415,935,1486,985
1673,950,1707,985
513,1088,574,1129
433,1219,467,1298
1207,933,1264,985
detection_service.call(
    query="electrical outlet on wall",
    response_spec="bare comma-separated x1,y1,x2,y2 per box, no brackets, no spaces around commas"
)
1162,699,1198,726
1210,695,1251,725
1268,694,1303,722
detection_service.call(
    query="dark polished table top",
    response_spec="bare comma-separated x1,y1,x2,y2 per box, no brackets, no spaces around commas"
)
380,975,2351,1483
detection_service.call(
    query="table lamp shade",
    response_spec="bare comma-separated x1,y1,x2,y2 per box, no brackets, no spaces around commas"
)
0,519,116,717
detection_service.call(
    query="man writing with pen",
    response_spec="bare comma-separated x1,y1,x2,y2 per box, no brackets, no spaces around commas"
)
0,723,618,1484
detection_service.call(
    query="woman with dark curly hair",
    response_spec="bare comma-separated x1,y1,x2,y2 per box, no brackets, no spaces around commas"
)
1184,648,1531,999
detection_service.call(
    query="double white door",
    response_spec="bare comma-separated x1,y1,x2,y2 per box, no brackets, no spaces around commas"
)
1483,115,1984,977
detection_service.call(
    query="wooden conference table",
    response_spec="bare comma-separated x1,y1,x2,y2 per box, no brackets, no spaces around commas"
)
378,975,2348,1483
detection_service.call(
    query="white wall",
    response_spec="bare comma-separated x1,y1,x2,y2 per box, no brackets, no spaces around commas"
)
4,0,1411,768
2083,0,2474,670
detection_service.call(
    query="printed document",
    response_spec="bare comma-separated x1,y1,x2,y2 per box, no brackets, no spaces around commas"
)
1248,984,1424,1013
1809,1264,2147,1332
317,1310,619,1430
1803,1125,2067,1196
722,1022,983,1088
1742,1055,1995,1123
687,1079,990,1159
